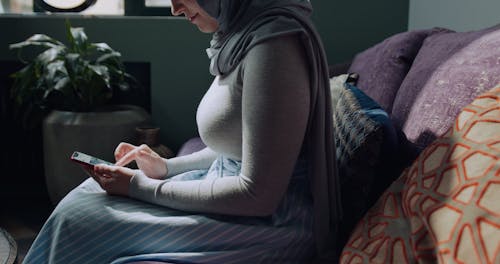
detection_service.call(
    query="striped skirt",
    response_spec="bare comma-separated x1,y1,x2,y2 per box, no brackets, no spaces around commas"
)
23,156,314,264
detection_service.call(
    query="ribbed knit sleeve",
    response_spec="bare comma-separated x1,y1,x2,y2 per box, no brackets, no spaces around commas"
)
129,34,310,216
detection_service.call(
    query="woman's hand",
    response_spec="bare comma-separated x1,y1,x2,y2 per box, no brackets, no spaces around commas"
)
114,142,168,179
88,164,137,196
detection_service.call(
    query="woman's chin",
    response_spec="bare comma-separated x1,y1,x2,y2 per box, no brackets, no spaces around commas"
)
197,26,217,33
195,21,219,33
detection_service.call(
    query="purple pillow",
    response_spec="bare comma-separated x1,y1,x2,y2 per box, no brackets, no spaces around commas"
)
176,137,206,156
348,28,451,114
391,23,500,150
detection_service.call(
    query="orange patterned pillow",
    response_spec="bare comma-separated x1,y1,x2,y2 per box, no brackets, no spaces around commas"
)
340,84,500,264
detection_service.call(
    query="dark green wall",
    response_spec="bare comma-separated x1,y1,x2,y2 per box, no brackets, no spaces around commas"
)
313,0,409,64
0,1,408,150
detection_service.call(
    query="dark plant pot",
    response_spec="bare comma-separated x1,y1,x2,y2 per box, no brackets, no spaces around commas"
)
43,105,151,204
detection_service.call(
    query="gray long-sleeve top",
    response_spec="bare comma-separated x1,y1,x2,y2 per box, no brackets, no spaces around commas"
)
129,34,311,216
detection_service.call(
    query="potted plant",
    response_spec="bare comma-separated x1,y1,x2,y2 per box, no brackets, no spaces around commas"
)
9,20,151,204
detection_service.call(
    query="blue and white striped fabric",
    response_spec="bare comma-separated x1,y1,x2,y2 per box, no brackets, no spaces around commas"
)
23,156,314,264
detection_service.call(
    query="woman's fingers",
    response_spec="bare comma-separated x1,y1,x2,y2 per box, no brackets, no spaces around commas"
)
135,150,153,170
115,144,154,167
136,149,167,179
94,164,117,177
114,142,137,162
88,166,105,186
94,164,136,177
138,149,160,160
114,147,140,166
92,165,116,192
92,164,136,196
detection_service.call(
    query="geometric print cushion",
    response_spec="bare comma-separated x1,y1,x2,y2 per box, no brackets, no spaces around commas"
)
330,77,400,246
340,83,500,263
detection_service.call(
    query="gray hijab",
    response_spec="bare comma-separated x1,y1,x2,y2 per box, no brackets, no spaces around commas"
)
197,0,342,261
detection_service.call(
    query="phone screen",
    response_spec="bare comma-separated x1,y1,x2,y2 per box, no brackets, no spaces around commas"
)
70,151,114,167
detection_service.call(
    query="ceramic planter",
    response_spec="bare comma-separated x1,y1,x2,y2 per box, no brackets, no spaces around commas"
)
43,105,151,204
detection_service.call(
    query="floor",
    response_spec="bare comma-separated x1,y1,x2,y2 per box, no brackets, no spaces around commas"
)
0,196,53,263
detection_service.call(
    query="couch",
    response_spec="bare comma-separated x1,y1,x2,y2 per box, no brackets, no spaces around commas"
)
135,23,500,263
335,23,500,263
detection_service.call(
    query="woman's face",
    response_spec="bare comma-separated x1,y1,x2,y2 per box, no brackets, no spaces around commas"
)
171,0,219,33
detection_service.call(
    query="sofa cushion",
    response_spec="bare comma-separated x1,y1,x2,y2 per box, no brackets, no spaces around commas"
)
347,28,450,114
176,137,206,156
340,84,500,264
330,76,403,245
391,23,500,150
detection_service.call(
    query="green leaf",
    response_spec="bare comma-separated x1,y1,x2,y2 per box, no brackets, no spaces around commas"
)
9,34,64,50
64,53,85,79
45,60,68,86
96,51,121,64
42,87,54,100
53,76,70,91
118,82,130,91
65,19,89,54
65,52,81,62
69,27,89,53
10,34,66,64
35,46,65,65
27,33,63,43
89,64,111,88
90,43,115,53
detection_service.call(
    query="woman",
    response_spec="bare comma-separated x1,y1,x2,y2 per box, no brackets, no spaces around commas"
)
24,0,341,263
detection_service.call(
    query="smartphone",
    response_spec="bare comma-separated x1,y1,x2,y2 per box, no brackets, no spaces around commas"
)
70,151,114,168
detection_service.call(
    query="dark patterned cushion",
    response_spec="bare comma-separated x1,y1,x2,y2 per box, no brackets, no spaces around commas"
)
330,78,401,245
348,27,452,114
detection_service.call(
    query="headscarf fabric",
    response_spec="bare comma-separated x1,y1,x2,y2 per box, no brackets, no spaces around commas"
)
197,0,343,261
